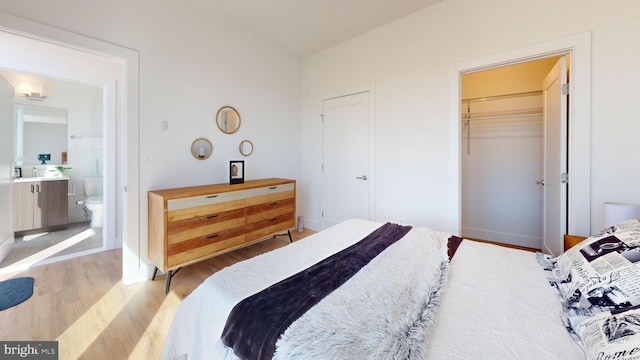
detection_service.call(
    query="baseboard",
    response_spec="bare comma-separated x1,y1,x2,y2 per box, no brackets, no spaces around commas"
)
461,226,541,249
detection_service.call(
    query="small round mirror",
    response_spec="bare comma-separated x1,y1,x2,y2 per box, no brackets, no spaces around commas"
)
239,140,254,156
216,106,241,134
191,138,213,160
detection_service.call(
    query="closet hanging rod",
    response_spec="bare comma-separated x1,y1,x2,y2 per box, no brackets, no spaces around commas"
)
461,108,543,122
462,90,542,103
463,113,543,122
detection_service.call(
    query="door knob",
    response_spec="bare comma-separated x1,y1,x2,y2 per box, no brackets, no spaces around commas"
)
356,175,368,181
536,179,545,186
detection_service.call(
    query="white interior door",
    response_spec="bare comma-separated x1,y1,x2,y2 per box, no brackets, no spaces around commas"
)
322,91,370,228
542,56,568,255
0,75,14,263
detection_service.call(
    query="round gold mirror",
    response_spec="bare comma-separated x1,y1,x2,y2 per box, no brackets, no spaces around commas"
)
191,138,213,160
239,140,254,156
216,106,241,134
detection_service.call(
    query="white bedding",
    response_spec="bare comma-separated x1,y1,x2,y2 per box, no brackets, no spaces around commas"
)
427,239,584,359
161,219,585,360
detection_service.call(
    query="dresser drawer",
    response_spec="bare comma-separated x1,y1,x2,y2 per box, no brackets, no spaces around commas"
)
167,208,246,240
245,213,295,242
246,188,294,208
168,198,246,222
168,216,245,245
167,230,247,268
245,183,294,198
167,189,246,211
246,197,295,224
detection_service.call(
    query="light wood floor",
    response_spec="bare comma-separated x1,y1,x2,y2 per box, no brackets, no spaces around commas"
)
464,236,539,253
0,229,316,360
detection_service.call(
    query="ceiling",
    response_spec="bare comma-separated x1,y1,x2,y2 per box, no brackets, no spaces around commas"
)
189,0,442,57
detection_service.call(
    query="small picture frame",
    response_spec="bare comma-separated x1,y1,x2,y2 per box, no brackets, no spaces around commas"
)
13,167,22,179
229,160,244,184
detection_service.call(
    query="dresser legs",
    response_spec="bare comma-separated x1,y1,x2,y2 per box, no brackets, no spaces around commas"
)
152,266,182,294
273,229,293,243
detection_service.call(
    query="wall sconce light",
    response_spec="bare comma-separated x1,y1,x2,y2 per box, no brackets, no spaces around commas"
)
20,82,48,101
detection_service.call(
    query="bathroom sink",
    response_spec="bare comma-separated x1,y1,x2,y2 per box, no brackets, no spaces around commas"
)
14,176,69,183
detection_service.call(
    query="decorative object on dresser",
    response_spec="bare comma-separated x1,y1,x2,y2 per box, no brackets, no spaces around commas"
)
190,137,213,160
148,178,296,293
229,161,244,184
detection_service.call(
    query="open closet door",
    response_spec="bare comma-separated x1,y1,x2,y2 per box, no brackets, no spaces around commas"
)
0,75,14,263
542,56,568,256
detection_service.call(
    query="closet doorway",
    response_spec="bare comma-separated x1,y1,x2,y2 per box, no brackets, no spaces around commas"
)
460,55,568,250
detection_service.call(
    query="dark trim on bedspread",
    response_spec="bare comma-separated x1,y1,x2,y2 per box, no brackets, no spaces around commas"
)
220,222,412,360
448,236,463,260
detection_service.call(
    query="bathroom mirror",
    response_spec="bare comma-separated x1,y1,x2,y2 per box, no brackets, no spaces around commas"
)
191,138,213,160
239,140,254,156
216,106,241,134
15,104,68,166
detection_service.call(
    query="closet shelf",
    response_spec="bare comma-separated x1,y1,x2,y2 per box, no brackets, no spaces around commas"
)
462,107,543,122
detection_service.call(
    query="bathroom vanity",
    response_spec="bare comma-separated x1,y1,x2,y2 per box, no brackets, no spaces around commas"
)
13,177,69,233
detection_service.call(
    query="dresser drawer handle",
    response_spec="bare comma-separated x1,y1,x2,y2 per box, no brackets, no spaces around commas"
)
207,234,219,239
268,186,277,190
269,202,278,206
207,215,219,219
206,195,219,198
269,218,276,222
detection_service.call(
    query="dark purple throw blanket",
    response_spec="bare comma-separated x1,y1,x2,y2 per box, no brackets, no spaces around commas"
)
220,222,412,360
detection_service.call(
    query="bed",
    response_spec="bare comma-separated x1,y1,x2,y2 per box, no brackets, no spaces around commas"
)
161,218,640,360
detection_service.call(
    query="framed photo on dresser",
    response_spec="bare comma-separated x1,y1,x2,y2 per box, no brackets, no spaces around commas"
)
229,160,244,184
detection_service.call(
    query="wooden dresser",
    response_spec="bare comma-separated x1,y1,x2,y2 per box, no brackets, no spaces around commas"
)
148,178,296,292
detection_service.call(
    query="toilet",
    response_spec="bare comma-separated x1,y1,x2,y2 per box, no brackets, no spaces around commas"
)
84,177,103,228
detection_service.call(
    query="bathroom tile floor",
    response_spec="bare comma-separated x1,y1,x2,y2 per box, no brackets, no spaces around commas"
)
0,222,103,271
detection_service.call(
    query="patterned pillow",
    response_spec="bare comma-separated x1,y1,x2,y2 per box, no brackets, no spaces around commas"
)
573,305,640,360
538,219,640,347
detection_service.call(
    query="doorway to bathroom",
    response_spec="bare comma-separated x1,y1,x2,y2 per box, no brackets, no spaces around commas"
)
0,70,106,273
0,29,120,275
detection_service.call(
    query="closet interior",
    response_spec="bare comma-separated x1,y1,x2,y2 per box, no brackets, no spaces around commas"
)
461,91,544,249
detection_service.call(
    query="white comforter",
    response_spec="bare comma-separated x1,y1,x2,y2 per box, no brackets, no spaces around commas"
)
161,219,585,360
427,239,584,360
162,219,384,360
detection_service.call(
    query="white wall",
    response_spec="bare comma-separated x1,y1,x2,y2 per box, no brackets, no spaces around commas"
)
0,1,301,281
300,0,640,235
